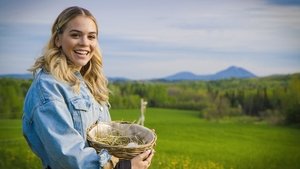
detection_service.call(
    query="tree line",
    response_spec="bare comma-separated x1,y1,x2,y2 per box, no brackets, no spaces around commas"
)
109,74,300,124
0,78,31,119
1,73,299,124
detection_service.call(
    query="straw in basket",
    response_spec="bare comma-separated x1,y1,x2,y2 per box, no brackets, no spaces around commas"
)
87,121,157,159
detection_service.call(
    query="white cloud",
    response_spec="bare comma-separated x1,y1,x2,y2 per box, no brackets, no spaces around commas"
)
0,0,300,78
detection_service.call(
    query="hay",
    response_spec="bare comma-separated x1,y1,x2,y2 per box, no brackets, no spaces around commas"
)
87,121,156,159
94,127,145,147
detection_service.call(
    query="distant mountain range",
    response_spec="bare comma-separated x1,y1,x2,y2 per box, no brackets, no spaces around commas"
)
0,66,256,81
0,73,33,79
162,66,256,81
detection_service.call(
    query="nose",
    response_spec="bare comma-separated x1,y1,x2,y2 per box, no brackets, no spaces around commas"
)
79,36,89,46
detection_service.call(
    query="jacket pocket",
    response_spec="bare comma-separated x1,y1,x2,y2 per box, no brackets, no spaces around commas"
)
70,98,91,137
71,98,91,111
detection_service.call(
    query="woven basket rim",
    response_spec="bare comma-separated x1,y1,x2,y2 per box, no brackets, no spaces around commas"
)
87,121,157,149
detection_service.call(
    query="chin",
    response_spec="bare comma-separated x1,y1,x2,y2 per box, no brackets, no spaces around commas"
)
77,60,90,66
79,63,89,67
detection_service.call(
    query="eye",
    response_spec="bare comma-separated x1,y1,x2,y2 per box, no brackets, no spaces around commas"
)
70,33,80,39
88,35,96,40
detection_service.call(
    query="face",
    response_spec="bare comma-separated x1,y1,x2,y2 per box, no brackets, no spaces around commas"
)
56,16,98,70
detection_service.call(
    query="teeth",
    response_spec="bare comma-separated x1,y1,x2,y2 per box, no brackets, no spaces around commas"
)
74,50,89,55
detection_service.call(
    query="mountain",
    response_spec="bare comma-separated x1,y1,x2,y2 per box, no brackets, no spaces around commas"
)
164,71,199,81
108,77,130,82
0,73,33,79
210,66,256,80
0,74,131,82
163,66,256,81
0,66,256,81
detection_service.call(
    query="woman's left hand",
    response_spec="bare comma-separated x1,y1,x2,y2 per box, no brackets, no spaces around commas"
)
131,149,154,169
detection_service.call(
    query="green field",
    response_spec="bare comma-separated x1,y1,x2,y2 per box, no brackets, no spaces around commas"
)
1,108,300,169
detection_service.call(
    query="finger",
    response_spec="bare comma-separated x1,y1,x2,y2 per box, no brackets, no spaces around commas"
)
139,150,152,160
144,160,150,167
145,151,154,164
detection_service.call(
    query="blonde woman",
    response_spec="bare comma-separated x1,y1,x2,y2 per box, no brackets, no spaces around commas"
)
22,6,153,169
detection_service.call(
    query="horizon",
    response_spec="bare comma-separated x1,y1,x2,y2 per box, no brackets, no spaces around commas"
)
0,0,300,80
1,65,299,81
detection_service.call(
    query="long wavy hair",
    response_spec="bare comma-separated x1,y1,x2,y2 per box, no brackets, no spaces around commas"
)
29,6,109,105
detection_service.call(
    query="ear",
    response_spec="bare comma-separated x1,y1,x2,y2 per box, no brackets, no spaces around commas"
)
55,35,61,48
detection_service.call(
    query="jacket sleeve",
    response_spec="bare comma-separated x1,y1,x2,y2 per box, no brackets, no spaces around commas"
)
32,99,106,169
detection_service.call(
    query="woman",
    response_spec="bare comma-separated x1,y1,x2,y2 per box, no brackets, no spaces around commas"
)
22,6,154,169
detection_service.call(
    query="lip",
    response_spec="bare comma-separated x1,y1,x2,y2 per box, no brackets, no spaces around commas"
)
74,49,90,55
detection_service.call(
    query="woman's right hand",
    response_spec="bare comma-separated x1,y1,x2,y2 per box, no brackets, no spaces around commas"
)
131,149,154,169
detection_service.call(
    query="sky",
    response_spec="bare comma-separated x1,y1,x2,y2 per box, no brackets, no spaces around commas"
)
0,0,300,80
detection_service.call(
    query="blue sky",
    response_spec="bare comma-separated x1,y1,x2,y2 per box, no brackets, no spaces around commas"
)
0,0,299,79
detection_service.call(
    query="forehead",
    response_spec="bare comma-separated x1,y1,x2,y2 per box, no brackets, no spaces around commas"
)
65,16,97,33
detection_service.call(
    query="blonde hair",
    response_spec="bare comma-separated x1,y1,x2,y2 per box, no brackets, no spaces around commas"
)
29,6,109,105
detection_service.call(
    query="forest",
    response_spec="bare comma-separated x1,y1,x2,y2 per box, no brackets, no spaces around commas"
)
0,73,299,125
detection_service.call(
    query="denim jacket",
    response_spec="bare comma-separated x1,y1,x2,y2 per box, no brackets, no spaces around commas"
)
22,69,111,169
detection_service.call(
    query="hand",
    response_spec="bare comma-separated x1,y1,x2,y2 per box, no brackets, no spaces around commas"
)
131,149,154,169
103,156,119,169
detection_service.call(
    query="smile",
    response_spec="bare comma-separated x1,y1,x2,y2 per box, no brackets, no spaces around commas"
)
74,50,89,55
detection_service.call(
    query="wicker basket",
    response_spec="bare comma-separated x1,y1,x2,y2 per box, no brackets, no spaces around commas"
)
87,121,157,159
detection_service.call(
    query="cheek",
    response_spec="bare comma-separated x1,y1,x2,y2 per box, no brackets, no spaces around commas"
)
61,45,72,59
61,40,75,53
61,35,75,47
91,42,97,50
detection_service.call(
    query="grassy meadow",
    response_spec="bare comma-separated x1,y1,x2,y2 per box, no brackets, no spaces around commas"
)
1,108,300,169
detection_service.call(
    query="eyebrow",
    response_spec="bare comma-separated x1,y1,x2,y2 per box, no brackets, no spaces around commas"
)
69,29,97,34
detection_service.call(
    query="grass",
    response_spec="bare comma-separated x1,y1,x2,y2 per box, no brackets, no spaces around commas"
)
0,108,300,169
111,108,300,169
0,119,41,169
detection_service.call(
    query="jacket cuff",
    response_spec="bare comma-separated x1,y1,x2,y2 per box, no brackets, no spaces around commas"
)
98,149,111,167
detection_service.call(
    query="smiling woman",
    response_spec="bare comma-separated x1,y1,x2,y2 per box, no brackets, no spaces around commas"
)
22,6,154,169
28,6,107,101
55,15,98,69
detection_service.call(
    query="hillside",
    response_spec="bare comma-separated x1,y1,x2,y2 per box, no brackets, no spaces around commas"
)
163,66,256,81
